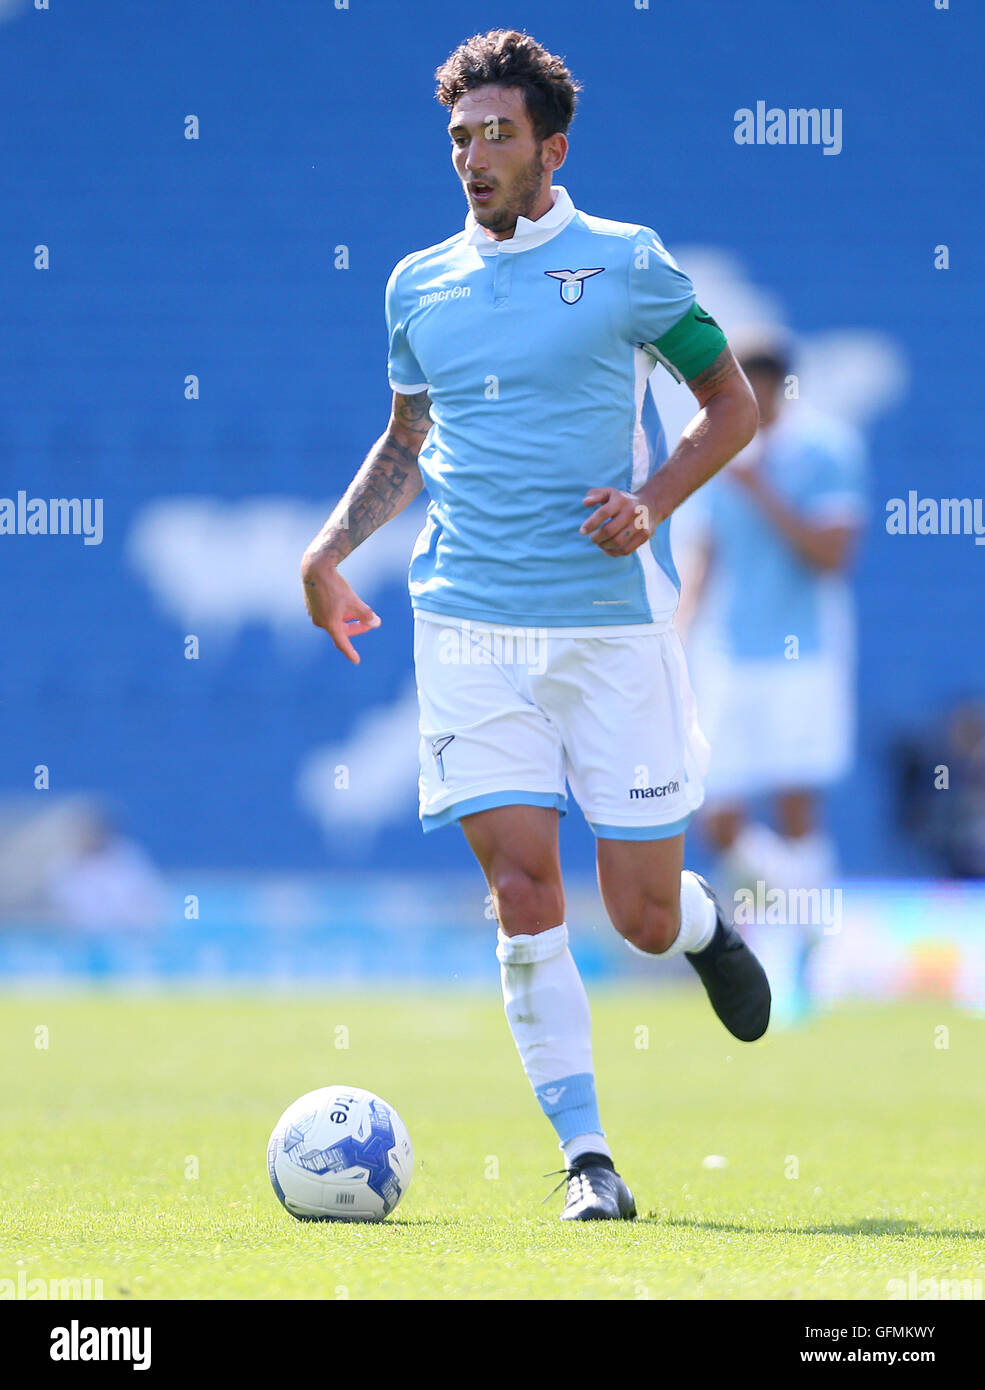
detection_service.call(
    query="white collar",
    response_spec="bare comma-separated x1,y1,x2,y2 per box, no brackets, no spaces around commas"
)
464,185,576,256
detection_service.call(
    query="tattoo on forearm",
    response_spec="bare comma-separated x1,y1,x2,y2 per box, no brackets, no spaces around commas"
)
341,437,420,549
309,391,430,567
393,389,432,437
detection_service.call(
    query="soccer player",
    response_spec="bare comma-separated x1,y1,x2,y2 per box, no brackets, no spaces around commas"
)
302,30,770,1220
674,333,867,1023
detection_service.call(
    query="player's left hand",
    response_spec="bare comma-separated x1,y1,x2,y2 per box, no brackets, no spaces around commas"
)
580,487,655,556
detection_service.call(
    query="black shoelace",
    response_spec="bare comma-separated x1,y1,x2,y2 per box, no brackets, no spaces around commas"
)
542,1166,597,1205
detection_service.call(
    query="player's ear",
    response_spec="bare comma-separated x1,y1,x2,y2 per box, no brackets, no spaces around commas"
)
543,132,567,172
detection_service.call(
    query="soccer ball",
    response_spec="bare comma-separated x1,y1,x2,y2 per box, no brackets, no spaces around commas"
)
267,1085,413,1222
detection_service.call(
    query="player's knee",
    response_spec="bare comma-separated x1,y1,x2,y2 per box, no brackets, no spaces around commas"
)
617,897,681,955
490,864,564,936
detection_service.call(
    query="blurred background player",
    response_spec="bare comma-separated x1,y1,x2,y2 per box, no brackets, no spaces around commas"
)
674,331,868,1024
894,698,985,880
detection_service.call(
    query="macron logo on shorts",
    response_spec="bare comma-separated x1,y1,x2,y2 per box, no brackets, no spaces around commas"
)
629,781,680,799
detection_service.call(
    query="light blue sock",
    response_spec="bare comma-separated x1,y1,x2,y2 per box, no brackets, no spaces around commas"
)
534,1074,604,1146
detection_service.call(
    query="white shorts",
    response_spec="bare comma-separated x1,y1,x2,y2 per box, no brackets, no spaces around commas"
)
688,643,855,803
413,612,710,839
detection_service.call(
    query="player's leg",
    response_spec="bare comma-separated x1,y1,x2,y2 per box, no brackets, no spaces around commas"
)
596,833,770,1041
704,650,848,1025
459,802,635,1221
541,627,769,1040
459,803,565,936
776,789,837,886
775,787,837,912
411,616,632,1218
688,644,798,919
774,787,836,1020
775,789,837,896
594,831,687,952
776,788,813,840
703,803,746,858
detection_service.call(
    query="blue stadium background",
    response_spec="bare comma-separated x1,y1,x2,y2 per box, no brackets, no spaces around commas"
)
1,0,982,885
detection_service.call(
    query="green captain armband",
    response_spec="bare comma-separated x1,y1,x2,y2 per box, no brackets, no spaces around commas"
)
645,302,729,383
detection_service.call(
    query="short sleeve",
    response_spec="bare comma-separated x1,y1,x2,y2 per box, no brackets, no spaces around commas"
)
627,227,696,347
385,261,428,394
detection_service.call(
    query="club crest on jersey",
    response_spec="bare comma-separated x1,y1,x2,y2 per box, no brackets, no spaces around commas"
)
544,267,605,304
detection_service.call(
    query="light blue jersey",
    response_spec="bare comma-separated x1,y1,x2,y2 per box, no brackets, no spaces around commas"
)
689,406,868,660
385,186,703,628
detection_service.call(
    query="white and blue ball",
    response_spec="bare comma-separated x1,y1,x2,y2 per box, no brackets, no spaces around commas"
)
267,1085,413,1222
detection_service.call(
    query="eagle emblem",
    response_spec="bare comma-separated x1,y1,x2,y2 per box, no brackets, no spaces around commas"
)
544,267,606,304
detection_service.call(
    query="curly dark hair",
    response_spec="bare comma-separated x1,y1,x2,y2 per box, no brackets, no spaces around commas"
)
435,30,581,143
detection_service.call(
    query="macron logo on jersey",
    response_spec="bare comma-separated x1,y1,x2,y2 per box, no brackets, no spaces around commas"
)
418,286,471,307
544,267,605,304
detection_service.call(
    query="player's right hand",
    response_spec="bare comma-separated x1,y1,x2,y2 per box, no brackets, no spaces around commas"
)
300,557,380,665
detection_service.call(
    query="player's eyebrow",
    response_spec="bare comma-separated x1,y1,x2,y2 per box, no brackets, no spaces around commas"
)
447,117,520,135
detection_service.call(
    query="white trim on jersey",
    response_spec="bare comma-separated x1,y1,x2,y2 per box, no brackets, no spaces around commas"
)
388,379,429,394
631,346,676,624
641,341,686,384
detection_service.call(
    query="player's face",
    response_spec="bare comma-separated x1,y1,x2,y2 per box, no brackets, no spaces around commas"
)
448,85,562,237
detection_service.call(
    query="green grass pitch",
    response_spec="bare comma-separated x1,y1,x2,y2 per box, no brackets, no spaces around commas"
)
1,990,981,1300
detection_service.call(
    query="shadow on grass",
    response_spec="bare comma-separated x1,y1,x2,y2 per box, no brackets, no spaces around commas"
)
290,1215,985,1238
645,1216,985,1239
